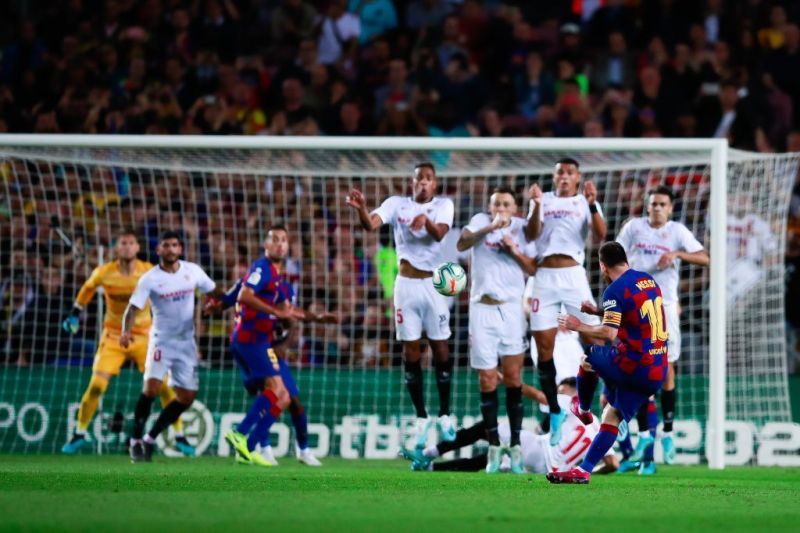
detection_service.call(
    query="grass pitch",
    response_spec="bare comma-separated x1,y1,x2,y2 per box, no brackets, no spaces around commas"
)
1,455,799,532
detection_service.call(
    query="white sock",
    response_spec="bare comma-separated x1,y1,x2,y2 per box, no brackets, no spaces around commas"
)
423,445,439,458
143,434,156,445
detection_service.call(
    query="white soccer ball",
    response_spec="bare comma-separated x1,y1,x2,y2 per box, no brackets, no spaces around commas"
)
432,262,467,296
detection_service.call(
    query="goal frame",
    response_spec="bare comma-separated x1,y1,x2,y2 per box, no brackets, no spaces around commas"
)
0,134,729,469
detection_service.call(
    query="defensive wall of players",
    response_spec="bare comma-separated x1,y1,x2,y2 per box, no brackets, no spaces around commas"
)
3,367,800,466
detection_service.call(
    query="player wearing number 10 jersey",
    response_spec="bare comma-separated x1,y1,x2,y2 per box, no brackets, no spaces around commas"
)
547,242,668,484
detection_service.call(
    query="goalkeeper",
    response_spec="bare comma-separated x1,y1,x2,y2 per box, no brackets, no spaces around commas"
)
61,230,193,456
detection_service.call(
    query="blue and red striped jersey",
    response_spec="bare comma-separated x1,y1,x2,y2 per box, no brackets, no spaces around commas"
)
231,257,294,346
601,268,669,382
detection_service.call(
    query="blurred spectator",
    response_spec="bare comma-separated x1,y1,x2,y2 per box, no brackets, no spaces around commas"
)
318,0,361,75
350,0,398,44
406,0,452,31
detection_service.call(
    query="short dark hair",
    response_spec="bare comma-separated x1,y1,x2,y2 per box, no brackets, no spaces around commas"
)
159,230,183,244
491,185,519,205
414,162,436,174
556,157,580,169
118,228,139,242
599,241,628,268
559,377,577,389
647,185,674,202
267,225,288,237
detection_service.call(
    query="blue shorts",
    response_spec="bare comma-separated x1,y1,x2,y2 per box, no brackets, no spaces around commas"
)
588,344,665,422
279,358,299,398
230,342,281,384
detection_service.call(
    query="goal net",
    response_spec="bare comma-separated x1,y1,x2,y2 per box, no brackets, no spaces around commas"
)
0,136,796,467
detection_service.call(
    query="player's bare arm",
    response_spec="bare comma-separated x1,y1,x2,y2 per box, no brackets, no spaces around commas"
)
524,183,543,240
580,300,603,316
499,234,537,276
238,285,305,320
346,188,382,231
456,215,509,251
657,249,710,270
559,313,618,343
583,180,607,242
410,214,449,242
120,302,142,348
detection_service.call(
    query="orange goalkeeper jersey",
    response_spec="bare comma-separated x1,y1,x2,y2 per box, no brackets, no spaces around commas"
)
75,260,153,335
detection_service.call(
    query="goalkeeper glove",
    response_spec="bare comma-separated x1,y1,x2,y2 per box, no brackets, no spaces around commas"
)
62,305,82,334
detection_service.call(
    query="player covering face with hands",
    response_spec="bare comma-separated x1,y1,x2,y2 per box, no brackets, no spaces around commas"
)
347,163,457,449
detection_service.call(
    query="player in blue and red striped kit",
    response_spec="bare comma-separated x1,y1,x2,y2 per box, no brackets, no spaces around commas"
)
209,226,336,467
547,241,668,484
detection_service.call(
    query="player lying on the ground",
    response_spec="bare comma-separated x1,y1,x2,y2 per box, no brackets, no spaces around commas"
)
60,230,193,456
400,378,618,474
208,277,322,466
216,226,336,467
546,241,668,485
122,231,225,463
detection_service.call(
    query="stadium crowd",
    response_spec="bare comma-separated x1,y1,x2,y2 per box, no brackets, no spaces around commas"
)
0,0,799,371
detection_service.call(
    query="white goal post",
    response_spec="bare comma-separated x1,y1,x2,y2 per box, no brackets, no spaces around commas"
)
0,134,794,469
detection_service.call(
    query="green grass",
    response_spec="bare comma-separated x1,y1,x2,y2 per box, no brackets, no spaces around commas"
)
1,456,799,532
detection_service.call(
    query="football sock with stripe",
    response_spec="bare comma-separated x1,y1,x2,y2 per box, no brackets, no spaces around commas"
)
579,424,619,472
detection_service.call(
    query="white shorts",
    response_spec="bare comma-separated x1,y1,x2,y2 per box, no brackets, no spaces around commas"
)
529,266,599,331
143,335,199,391
664,300,681,363
393,276,451,341
469,301,528,370
530,331,583,383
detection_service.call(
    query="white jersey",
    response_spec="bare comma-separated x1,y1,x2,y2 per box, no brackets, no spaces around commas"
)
373,196,455,272
129,261,216,339
535,192,602,265
616,218,704,303
464,214,532,302
727,214,777,264
498,395,605,473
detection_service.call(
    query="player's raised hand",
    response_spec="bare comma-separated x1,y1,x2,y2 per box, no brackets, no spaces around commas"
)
528,183,543,204
62,315,80,334
490,213,511,230
558,313,582,332
657,251,677,270
346,188,366,209
119,331,133,349
499,233,519,254
583,180,598,205
410,214,428,231
580,300,600,316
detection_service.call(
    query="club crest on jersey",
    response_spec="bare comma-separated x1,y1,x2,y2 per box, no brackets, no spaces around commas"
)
247,268,262,286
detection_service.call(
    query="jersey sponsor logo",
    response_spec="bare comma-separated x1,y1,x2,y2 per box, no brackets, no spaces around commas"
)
602,299,617,309
158,288,194,300
543,209,582,219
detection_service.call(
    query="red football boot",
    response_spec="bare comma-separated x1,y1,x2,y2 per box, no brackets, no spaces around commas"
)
570,395,594,425
546,467,591,484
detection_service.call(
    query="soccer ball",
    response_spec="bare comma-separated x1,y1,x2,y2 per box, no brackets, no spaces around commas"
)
432,262,467,296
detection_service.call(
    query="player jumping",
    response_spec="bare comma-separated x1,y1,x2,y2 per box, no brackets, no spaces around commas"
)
347,162,457,448
122,231,223,462
456,186,537,473
526,158,606,445
60,230,192,456
546,241,668,484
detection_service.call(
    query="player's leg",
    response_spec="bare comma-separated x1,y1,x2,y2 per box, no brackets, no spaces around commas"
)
638,398,659,475
130,376,164,462
247,375,289,455
423,282,454,441
660,300,680,464
619,398,656,472
403,421,487,471
501,354,525,474
469,302,503,472
278,356,322,466
432,455,488,472
144,385,196,447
